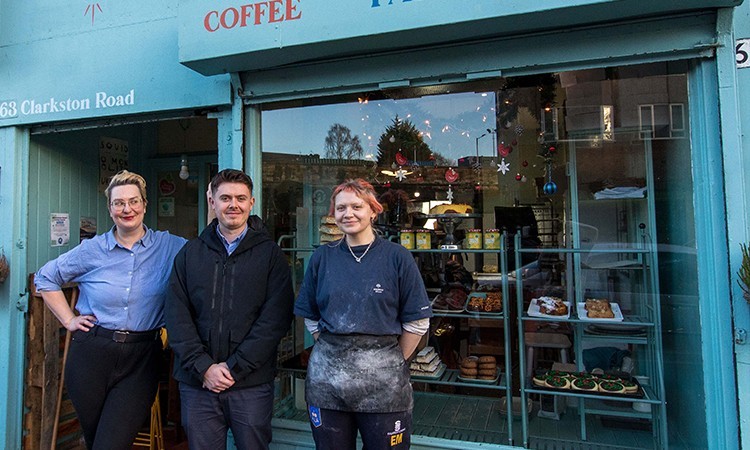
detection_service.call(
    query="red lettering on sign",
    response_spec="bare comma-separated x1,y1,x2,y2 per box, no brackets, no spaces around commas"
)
204,11,219,32
202,0,301,32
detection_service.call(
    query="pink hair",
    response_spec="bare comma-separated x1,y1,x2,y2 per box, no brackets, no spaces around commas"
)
329,179,384,216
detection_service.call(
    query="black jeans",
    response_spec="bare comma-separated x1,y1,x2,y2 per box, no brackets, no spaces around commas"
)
307,406,412,450
179,381,275,450
64,329,161,450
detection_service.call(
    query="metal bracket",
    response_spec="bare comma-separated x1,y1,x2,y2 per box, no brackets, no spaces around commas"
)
735,328,746,345
16,291,29,313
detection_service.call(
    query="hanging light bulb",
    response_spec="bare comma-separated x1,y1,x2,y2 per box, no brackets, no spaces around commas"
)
179,155,189,180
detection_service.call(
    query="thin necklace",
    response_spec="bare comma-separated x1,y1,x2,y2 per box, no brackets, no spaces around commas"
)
346,238,375,263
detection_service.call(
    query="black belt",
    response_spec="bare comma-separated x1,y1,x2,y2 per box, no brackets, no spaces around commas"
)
92,325,161,343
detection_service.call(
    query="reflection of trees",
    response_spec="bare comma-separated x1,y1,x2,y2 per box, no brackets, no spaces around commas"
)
376,117,433,166
324,123,363,159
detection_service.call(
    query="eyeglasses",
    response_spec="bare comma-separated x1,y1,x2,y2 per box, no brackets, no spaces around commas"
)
110,198,144,211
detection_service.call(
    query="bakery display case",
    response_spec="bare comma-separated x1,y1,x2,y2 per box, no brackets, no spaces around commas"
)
513,139,668,449
407,234,515,445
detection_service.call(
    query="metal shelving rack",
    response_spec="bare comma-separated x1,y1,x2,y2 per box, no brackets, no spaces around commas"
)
514,139,668,449
409,236,515,446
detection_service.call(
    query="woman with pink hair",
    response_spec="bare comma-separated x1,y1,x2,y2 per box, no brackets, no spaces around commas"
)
294,178,432,450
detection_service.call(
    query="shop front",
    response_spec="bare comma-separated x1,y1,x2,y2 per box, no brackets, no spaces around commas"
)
176,1,742,449
0,1,746,449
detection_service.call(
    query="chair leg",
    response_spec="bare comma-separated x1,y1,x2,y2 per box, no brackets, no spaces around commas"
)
150,393,164,450
525,346,535,379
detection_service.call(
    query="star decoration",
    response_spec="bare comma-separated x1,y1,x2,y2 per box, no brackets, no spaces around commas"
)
497,158,511,175
395,167,409,181
446,186,454,202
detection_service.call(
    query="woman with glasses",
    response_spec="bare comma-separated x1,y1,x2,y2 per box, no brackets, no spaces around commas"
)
34,170,187,450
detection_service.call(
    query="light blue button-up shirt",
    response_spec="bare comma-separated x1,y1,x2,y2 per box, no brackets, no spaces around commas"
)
216,224,248,255
35,226,187,331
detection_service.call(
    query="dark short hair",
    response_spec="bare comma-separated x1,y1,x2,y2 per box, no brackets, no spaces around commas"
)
210,169,253,195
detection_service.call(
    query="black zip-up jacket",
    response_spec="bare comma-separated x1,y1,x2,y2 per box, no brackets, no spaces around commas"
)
165,217,295,388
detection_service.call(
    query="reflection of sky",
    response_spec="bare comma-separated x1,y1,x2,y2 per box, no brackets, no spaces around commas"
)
262,91,499,163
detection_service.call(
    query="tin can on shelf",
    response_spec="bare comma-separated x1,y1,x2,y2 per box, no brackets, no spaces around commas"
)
484,229,501,249
399,230,415,249
465,229,482,249
415,230,431,249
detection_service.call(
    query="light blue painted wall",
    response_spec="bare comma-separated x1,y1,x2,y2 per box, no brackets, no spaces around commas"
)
0,1,231,126
728,2,750,447
26,125,154,275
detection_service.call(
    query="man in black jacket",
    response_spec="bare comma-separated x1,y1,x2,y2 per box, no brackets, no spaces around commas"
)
165,169,294,450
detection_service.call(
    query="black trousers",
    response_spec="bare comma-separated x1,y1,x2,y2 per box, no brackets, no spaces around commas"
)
64,329,161,450
307,406,412,450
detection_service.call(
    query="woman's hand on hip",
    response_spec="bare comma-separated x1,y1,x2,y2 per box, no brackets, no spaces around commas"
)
66,314,97,332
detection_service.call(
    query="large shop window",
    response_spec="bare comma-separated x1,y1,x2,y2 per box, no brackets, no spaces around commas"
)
263,62,705,449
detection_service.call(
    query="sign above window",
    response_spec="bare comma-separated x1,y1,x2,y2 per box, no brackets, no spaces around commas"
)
178,0,740,75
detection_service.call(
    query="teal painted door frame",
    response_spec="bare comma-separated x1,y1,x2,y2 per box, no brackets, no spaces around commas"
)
0,126,30,450
688,52,739,450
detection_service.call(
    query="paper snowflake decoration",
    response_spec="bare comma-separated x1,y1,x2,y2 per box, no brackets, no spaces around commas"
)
446,186,454,202
496,158,511,175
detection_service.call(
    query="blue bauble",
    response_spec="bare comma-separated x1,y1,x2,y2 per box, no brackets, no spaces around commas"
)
543,181,557,195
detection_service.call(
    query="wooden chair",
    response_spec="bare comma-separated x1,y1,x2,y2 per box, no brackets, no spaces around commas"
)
132,329,168,450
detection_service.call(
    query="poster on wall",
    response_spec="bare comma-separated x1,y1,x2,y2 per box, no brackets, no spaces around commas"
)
80,217,97,241
50,213,70,247
158,197,175,217
99,136,129,192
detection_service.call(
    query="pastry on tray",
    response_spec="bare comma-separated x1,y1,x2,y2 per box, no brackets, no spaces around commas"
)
598,381,626,394
585,298,615,319
572,378,598,391
544,375,571,389
536,296,568,316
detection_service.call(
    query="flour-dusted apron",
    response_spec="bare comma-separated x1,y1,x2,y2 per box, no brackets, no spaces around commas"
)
305,333,413,412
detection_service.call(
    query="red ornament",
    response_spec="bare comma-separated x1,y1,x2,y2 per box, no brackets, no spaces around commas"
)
445,168,459,183
548,145,556,153
512,139,518,146
522,160,529,167
395,151,408,166
515,173,522,181
498,143,511,157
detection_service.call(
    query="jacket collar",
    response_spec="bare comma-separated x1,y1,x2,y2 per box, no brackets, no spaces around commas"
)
200,216,270,255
